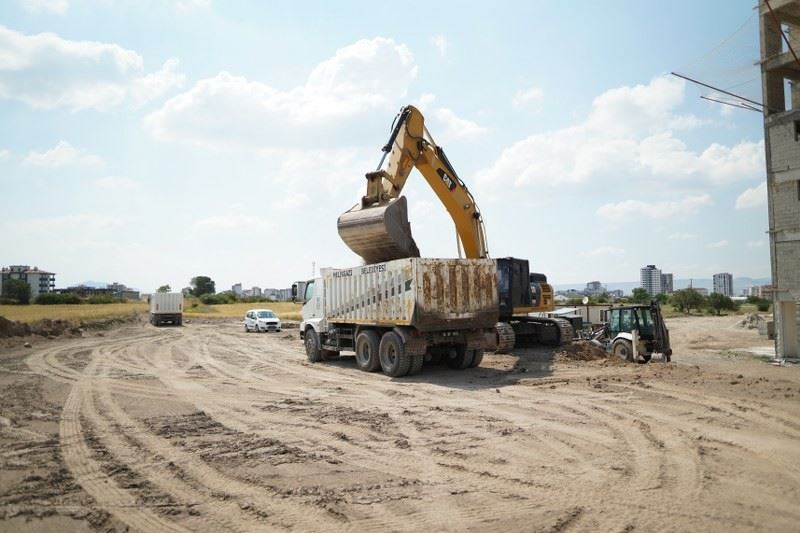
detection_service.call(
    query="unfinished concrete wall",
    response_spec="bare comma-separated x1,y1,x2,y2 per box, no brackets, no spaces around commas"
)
760,0,800,360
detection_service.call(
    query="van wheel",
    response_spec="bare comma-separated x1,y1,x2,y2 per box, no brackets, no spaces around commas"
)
355,331,381,372
445,345,474,369
305,329,323,362
379,332,411,377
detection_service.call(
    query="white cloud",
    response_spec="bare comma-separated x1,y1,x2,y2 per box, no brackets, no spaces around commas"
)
18,0,68,14
145,37,416,148
0,25,184,111
478,76,760,188
596,193,712,220
512,86,544,110
0,149,10,160
578,246,625,257
668,232,696,240
706,240,728,249
95,176,138,190
735,181,767,209
23,141,102,168
194,214,273,231
746,240,765,248
431,35,448,57
432,107,487,140
4,214,121,232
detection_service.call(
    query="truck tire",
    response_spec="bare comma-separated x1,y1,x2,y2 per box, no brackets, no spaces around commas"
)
305,328,323,363
445,345,474,370
407,354,424,376
468,349,484,368
612,339,634,362
355,331,381,372
379,331,411,377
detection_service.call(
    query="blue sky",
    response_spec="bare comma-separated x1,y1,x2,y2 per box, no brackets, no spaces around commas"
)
0,0,768,292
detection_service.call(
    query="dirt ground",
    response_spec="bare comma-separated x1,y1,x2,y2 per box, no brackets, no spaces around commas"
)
1,314,798,532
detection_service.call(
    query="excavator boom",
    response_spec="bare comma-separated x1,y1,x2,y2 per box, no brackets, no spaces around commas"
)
338,105,488,263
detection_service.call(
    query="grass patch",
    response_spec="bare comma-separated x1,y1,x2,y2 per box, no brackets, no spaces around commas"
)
183,301,302,321
0,302,148,323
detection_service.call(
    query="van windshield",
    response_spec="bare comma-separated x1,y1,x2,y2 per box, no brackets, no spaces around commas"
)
257,311,275,318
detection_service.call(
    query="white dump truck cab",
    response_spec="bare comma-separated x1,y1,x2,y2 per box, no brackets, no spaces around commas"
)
299,278,325,337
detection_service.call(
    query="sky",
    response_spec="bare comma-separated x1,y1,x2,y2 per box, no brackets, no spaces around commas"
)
0,0,770,293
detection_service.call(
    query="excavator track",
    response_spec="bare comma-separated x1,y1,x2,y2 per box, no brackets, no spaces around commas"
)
494,322,516,354
500,316,574,350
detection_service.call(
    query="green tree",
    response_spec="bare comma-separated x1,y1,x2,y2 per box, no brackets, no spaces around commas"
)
671,289,705,314
2,279,31,304
655,293,669,305
631,288,651,304
190,276,216,296
157,284,171,293
707,293,735,316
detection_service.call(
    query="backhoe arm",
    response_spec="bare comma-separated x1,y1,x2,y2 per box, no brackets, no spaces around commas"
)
339,105,488,262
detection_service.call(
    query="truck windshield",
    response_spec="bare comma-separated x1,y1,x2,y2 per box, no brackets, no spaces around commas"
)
304,281,314,304
257,311,275,318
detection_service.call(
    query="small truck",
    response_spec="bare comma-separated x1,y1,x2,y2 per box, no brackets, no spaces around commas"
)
149,292,183,327
298,257,498,377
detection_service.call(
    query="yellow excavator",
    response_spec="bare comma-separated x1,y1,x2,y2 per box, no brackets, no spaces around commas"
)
338,105,573,351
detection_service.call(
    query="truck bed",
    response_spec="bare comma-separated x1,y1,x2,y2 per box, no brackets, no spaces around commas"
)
323,258,497,332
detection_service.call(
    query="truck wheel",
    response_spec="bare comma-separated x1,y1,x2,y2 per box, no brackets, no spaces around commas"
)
407,354,424,376
445,345,474,370
612,339,634,362
355,331,381,372
468,349,484,368
379,332,411,377
305,329,323,363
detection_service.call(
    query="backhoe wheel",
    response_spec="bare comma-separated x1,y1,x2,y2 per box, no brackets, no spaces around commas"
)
495,322,515,353
445,345,474,370
379,332,411,377
355,331,381,372
305,329,323,363
468,349,484,368
612,339,634,362
407,354,424,376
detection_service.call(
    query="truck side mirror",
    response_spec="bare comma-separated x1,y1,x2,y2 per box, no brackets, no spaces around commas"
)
291,284,297,302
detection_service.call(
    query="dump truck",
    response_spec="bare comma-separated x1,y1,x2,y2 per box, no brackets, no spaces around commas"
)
299,257,498,377
149,292,183,326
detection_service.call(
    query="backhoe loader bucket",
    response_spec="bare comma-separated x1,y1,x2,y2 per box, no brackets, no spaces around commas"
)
337,196,420,264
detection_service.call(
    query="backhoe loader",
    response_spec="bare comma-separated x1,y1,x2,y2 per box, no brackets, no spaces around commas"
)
338,105,573,353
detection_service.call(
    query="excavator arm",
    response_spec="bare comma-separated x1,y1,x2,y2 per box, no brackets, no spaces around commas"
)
338,105,488,263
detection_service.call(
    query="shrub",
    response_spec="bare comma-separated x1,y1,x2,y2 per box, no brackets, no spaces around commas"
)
86,295,124,304
757,302,770,312
35,292,82,305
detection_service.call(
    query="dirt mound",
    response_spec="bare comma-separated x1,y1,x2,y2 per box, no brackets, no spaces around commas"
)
0,317,31,338
554,341,626,365
736,313,763,329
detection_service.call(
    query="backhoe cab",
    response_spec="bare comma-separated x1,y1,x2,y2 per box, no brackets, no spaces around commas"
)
599,301,672,363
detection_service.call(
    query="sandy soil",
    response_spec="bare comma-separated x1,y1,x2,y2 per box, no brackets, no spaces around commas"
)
0,315,798,532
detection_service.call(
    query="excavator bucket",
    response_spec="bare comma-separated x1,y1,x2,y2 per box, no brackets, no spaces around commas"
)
337,196,420,264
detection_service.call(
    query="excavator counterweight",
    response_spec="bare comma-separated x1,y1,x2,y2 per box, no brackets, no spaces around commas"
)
337,196,420,264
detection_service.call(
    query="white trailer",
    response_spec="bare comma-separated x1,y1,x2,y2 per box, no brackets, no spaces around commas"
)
150,292,183,326
299,257,497,377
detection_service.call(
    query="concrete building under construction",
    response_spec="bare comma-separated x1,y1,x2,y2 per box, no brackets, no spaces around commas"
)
760,0,800,360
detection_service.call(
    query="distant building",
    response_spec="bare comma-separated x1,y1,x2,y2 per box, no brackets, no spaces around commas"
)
107,282,140,300
232,283,243,296
746,285,773,298
640,265,662,296
693,287,709,297
713,273,734,297
1,265,56,298
608,289,624,300
660,273,674,294
251,286,262,297
585,281,605,295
